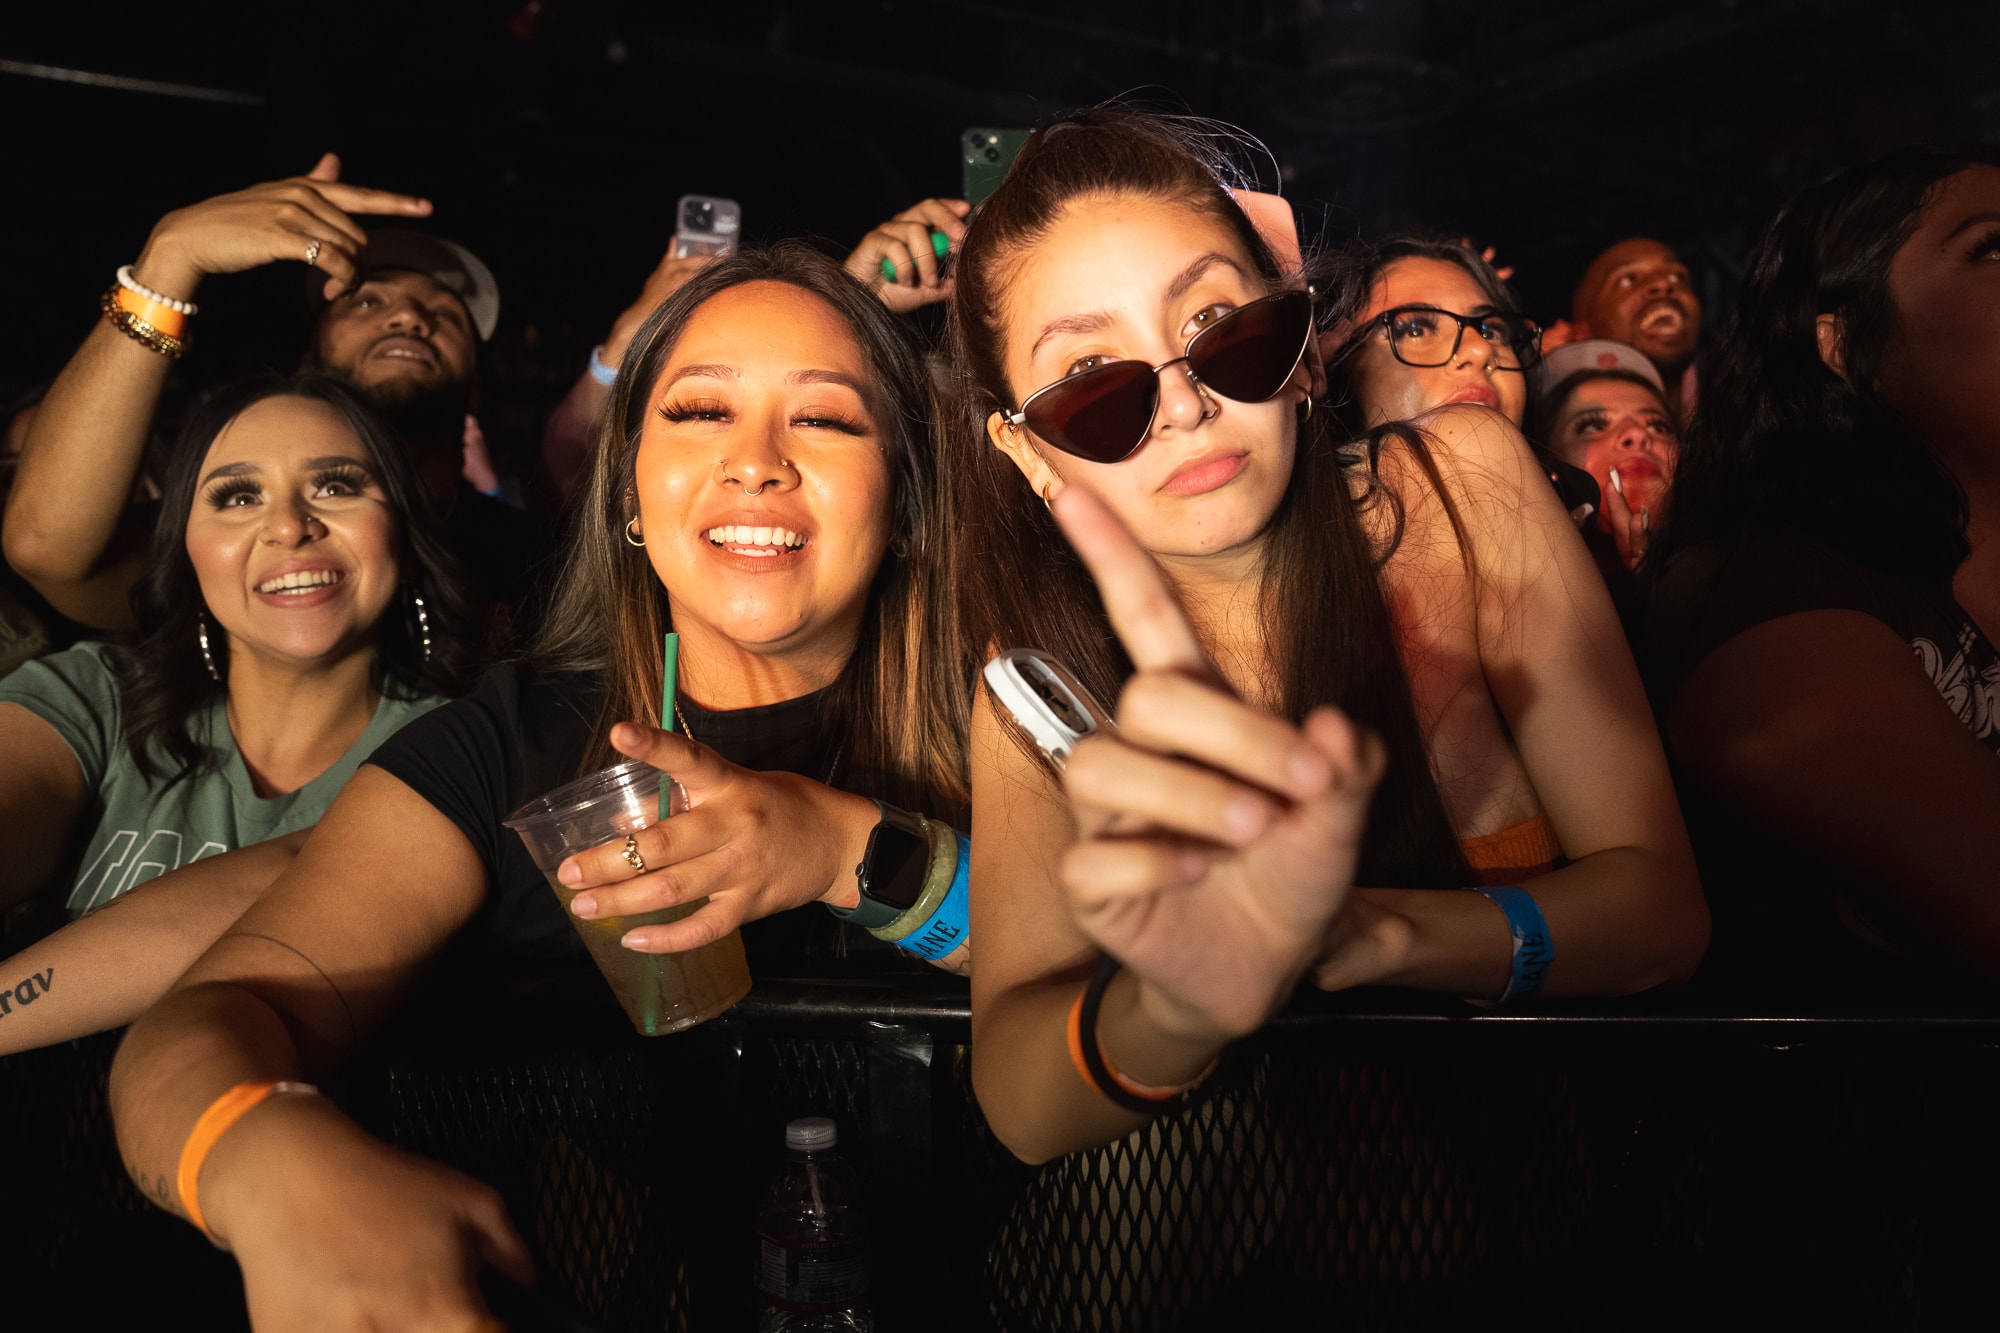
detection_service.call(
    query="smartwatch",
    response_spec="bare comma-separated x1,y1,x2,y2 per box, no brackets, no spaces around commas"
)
828,802,932,930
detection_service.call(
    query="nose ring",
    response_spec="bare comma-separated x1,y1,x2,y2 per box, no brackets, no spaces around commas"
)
743,482,768,497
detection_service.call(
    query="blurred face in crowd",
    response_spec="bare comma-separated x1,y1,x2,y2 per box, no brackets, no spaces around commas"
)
1345,256,1530,427
1871,165,2000,481
632,280,893,670
186,396,402,671
986,193,1310,563
1574,239,1700,370
312,269,477,406
1547,375,1679,528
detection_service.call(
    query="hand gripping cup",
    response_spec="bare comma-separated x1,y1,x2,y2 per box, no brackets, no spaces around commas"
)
505,760,751,1034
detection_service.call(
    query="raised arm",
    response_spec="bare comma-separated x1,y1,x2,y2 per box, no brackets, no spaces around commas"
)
1666,607,2000,975
0,829,306,1056
539,251,714,503
1314,406,1707,999
3,154,430,626
969,488,1384,1165
0,703,89,913
109,765,530,1332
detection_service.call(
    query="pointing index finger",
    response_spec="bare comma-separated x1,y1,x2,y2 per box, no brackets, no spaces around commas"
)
311,180,434,218
1049,486,1225,688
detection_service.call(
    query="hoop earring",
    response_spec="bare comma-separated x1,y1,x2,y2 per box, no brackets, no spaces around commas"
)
1040,481,1054,512
196,612,222,683
625,518,646,547
410,590,433,664
1300,394,1315,422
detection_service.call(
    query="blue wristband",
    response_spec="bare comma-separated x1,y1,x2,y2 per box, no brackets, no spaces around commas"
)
587,344,619,387
895,829,970,961
1473,886,1551,1003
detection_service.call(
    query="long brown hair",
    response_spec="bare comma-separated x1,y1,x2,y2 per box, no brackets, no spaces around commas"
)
532,244,968,816
946,108,1466,887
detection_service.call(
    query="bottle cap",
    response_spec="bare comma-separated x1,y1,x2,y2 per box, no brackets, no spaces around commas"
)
785,1116,838,1151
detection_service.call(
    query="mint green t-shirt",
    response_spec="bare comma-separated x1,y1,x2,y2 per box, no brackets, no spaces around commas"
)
0,641,444,915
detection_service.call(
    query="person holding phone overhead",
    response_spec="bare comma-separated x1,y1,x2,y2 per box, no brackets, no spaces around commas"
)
945,107,1705,1168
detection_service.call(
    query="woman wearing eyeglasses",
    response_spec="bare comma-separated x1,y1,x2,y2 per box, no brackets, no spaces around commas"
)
946,108,1705,1171
1333,234,1543,429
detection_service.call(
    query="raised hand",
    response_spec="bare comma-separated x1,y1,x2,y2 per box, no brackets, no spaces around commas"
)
1048,486,1386,1041
130,152,433,303
843,198,971,313
601,250,719,366
554,722,878,954
1601,465,1650,571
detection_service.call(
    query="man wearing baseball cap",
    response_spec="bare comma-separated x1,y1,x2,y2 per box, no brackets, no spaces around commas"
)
3,153,539,635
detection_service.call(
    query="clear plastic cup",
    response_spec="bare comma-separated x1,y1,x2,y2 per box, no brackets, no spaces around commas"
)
504,760,751,1035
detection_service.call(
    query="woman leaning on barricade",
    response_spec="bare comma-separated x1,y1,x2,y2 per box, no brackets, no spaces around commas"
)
0,372,477,1055
950,107,1704,1167
943,108,1704,1327
107,244,972,1332
1642,144,2000,999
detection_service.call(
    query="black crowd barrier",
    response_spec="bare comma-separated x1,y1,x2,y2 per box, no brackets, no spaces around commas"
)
8,975,2000,1330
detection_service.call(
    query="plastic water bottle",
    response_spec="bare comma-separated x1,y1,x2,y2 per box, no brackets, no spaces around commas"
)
755,1117,872,1332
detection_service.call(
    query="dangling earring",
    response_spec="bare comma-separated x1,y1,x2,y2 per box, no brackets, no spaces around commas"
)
625,517,646,547
410,590,433,663
196,612,221,683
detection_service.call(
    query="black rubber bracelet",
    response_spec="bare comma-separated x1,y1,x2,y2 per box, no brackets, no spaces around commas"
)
1077,955,1218,1116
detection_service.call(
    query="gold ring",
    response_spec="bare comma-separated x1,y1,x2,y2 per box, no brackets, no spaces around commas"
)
621,832,647,874
304,240,322,267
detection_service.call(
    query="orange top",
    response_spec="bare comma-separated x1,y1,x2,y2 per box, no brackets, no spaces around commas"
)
1459,810,1563,886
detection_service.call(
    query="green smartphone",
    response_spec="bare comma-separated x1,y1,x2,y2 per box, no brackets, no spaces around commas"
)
963,128,1031,207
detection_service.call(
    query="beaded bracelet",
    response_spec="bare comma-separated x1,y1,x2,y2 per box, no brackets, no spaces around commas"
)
101,289,185,359
1066,955,1220,1114
116,263,199,315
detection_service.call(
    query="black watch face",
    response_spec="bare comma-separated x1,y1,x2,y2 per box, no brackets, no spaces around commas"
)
865,822,931,911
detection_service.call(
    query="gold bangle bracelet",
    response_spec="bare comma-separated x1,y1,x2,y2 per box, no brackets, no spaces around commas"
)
101,288,186,359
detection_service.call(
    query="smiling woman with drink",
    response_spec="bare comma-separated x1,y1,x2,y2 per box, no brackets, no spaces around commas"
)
107,244,968,1332
0,372,475,1052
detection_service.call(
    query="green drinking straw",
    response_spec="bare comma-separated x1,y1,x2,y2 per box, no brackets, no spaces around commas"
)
659,632,680,822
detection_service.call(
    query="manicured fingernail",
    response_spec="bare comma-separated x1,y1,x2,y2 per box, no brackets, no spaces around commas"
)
1225,796,1267,839
570,894,598,918
1641,509,1651,532
1609,468,1624,495
1288,745,1331,790
620,931,648,950
558,861,582,886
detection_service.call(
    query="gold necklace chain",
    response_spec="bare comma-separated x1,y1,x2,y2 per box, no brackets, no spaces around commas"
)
672,696,844,787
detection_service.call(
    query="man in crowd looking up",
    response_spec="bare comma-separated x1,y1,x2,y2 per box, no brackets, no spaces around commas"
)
1554,238,1703,420
3,154,542,636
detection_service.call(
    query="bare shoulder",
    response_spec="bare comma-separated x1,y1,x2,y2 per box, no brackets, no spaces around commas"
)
1385,404,1549,508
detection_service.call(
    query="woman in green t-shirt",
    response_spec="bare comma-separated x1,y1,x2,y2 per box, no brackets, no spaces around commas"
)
0,372,477,1046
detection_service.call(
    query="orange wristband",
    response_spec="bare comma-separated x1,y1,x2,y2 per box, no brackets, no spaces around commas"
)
1067,975,1217,1107
175,1079,318,1238
112,285,188,340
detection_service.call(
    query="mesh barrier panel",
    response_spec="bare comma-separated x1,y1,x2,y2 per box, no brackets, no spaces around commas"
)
10,1003,2000,1331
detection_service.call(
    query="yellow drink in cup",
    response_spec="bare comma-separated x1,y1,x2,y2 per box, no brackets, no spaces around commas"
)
505,760,751,1035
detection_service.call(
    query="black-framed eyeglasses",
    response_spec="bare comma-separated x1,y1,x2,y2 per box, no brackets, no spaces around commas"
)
1002,290,1315,465
1344,305,1542,372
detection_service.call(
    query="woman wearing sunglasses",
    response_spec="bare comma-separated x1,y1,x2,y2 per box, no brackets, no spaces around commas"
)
947,108,1705,1171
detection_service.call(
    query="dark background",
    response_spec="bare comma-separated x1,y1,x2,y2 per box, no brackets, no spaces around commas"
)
5,0,1995,476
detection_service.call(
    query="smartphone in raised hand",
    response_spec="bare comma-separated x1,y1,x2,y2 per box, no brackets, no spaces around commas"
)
962,129,1030,208
673,194,741,259
983,649,1116,774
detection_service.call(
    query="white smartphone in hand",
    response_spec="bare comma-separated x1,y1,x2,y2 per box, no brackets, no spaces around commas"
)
673,194,741,259
983,649,1116,773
